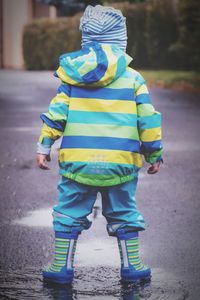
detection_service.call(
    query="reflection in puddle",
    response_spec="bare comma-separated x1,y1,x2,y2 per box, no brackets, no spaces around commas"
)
10,207,189,299
42,281,145,300
0,267,188,300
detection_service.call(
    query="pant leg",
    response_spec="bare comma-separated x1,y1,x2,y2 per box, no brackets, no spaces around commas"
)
101,177,145,236
53,176,98,233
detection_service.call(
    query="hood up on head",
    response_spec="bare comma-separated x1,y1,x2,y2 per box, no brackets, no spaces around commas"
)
55,42,132,88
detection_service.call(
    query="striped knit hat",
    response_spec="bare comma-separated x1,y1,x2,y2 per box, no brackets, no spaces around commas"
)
80,5,127,52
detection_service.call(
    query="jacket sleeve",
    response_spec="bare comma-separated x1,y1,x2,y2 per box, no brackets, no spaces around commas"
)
135,73,163,164
37,83,70,154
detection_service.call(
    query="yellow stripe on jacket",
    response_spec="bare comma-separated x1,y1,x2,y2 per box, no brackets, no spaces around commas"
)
70,98,137,114
59,148,143,168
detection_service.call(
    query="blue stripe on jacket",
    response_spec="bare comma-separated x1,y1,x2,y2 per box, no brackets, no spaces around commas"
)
141,140,162,153
82,47,108,83
40,114,64,132
71,86,134,100
135,94,151,104
57,84,70,96
60,136,140,152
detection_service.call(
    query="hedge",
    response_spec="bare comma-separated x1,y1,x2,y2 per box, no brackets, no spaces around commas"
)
112,2,149,68
23,15,81,70
171,0,200,71
145,0,179,69
23,1,199,71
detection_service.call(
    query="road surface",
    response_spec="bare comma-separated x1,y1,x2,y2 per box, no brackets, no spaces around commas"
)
0,70,200,300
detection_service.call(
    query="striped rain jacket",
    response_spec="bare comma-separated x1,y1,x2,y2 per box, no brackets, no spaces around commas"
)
38,42,163,186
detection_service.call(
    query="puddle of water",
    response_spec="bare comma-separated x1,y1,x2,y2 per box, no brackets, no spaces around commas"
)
0,267,188,300
13,208,53,227
13,192,102,228
10,206,189,298
13,207,120,267
13,206,97,228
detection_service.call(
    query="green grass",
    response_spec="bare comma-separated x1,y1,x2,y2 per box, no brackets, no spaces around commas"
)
139,70,200,91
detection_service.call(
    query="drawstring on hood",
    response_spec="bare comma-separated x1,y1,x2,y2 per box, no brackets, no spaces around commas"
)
55,42,132,88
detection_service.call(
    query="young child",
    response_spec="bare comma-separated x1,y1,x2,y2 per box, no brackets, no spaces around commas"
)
37,5,163,284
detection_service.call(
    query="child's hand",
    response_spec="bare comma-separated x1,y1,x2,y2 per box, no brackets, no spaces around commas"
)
36,154,51,170
147,161,161,174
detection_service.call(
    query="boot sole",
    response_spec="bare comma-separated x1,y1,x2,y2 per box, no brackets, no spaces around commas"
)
42,270,73,285
43,276,73,285
121,275,151,284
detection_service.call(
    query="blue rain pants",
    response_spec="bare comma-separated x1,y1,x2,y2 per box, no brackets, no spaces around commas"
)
53,176,145,236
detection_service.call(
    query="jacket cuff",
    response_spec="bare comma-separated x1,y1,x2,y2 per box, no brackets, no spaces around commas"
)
144,151,163,165
37,142,51,155
39,136,55,146
151,157,164,165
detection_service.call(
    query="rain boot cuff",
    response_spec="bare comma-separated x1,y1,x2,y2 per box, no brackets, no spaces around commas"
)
55,230,79,239
116,229,139,240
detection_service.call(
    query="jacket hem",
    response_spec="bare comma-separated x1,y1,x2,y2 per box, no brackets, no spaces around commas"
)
59,170,138,187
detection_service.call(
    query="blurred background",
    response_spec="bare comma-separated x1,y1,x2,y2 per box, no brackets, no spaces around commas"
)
0,0,199,90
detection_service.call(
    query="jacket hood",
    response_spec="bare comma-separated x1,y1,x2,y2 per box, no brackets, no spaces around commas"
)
55,42,132,87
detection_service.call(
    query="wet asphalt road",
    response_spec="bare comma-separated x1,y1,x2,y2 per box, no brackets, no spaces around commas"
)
0,70,200,300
